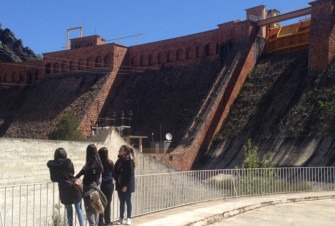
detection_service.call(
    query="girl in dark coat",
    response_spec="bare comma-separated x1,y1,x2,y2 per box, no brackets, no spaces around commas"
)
98,147,115,226
76,144,104,226
47,147,85,226
114,145,136,225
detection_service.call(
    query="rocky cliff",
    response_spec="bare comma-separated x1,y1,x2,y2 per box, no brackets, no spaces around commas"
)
0,25,40,63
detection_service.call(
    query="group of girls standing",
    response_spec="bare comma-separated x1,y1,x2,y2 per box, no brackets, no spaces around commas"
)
47,144,136,226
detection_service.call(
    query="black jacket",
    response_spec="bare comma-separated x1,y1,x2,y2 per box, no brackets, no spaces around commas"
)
114,155,135,192
75,164,102,188
47,158,82,205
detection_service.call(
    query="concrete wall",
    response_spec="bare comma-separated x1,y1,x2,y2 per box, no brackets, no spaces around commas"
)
199,136,335,169
0,128,175,185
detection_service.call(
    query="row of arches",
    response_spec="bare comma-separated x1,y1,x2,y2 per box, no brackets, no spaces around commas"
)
131,42,220,67
0,70,41,84
0,53,113,84
45,54,113,75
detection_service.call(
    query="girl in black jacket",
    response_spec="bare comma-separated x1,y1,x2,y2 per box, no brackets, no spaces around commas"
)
47,148,85,226
114,145,136,225
98,147,115,226
76,144,104,226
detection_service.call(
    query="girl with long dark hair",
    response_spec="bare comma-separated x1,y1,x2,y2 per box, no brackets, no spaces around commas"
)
114,145,136,225
98,147,115,226
76,144,104,226
47,147,85,226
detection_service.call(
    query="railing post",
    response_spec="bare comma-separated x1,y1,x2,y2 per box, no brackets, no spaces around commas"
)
12,186,14,226
3,187,6,226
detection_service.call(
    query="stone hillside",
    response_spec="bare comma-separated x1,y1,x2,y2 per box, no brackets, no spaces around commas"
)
101,60,221,147
1,72,107,139
0,26,40,63
194,49,335,169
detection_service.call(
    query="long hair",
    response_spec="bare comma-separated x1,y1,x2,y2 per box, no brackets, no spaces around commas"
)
98,147,114,169
54,147,67,160
121,145,137,169
85,144,103,172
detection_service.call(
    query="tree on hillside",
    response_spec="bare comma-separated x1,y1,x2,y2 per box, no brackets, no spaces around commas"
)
241,139,274,168
48,112,84,141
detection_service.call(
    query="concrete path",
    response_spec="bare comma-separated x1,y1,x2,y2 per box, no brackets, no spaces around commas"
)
211,199,335,226
130,191,335,226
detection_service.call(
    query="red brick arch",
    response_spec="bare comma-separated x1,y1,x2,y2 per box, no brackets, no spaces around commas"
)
53,62,60,73
86,57,93,69
148,54,153,66
61,61,67,72
186,47,192,59
95,56,102,67
78,58,84,70
4,72,8,82
27,71,34,84
35,70,40,80
69,61,75,70
205,43,211,56
11,72,16,82
140,55,144,67
157,53,162,64
195,45,201,57
167,50,173,63
104,54,112,67
19,72,26,83
176,48,183,61
216,42,220,55
45,63,52,74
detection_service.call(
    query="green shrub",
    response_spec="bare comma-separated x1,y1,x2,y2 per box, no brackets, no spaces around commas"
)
48,112,85,141
46,204,66,226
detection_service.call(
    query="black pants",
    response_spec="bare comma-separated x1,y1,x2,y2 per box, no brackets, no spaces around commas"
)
99,181,114,225
117,190,132,219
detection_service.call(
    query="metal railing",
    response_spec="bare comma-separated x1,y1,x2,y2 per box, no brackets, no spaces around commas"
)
1,167,335,225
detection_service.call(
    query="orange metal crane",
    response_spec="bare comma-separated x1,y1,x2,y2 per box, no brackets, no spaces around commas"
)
64,26,83,50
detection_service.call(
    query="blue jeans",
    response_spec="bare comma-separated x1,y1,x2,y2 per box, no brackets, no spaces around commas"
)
65,201,85,226
117,191,132,219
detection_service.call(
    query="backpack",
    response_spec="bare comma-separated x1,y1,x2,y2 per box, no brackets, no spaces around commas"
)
84,182,107,213
89,190,105,213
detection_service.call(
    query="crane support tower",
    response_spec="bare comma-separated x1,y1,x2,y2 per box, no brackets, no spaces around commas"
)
65,26,83,50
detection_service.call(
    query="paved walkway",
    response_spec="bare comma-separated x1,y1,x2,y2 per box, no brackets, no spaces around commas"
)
130,191,335,226
211,199,335,226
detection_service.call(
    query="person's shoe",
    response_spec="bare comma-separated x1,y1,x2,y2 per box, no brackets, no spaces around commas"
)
115,218,123,225
126,218,131,225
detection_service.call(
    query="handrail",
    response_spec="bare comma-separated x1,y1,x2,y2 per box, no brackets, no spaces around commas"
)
1,167,335,225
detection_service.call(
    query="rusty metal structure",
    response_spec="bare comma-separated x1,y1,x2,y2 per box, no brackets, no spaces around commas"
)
267,19,311,54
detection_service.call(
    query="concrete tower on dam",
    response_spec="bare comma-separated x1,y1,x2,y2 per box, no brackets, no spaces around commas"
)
0,0,335,171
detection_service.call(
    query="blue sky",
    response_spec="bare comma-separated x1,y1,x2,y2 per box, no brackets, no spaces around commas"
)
0,0,312,55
